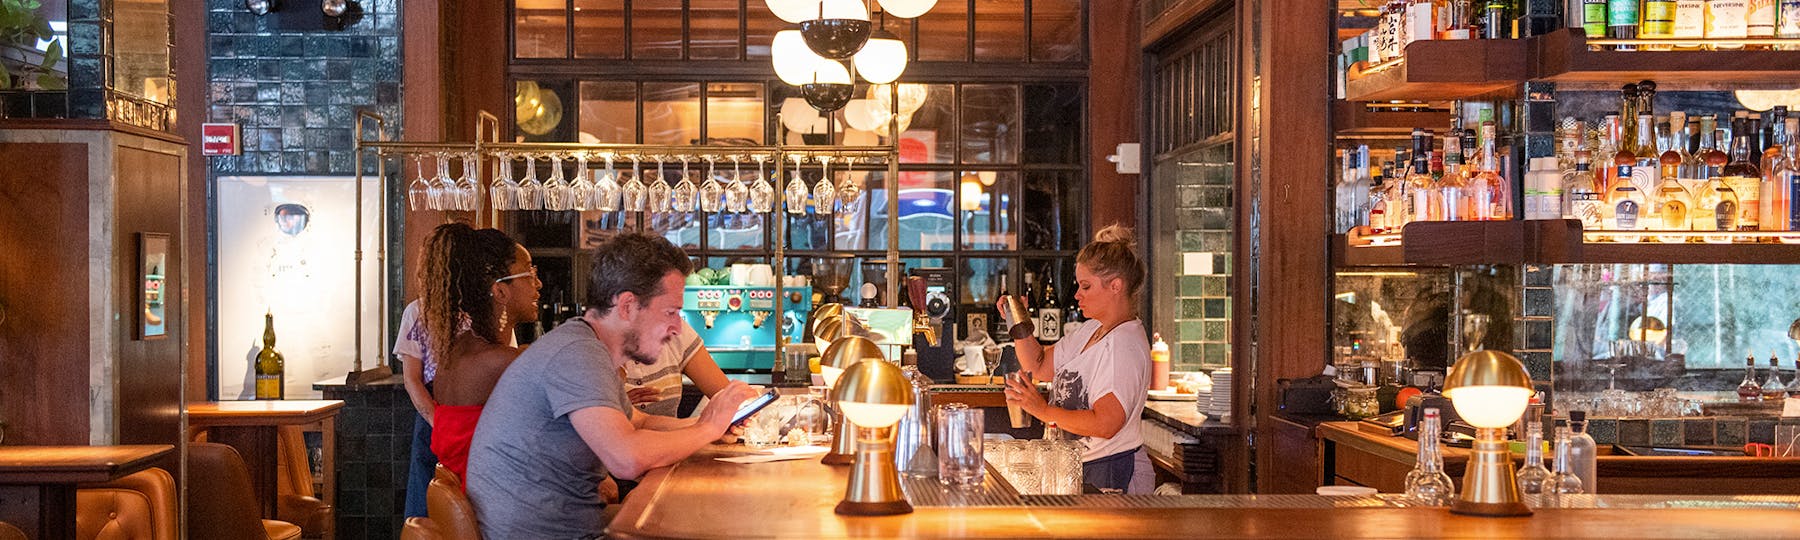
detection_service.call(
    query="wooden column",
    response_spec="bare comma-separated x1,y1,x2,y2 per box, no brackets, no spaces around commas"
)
1237,0,1333,493
1089,0,1143,232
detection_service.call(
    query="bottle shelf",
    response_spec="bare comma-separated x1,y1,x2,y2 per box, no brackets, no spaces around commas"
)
1336,219,1800,267
1533,29,1800,88
1343,39,1528,102
1331,101,1450,138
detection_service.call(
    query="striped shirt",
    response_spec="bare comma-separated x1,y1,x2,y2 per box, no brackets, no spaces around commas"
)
621,321,703,417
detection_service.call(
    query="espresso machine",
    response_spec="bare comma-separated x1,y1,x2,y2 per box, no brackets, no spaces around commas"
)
682,285,812,372
908,267,958,382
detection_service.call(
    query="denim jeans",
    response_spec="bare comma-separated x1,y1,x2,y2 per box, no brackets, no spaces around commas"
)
404,412,438,518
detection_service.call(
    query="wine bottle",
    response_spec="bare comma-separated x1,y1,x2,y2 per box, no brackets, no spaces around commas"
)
255,313,286,400
1037,281,1063,342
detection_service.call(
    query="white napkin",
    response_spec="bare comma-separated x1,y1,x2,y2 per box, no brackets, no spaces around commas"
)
714,445,830,464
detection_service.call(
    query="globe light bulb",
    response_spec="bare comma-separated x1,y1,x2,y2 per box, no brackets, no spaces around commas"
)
773,30,828,86
841,99,890,132
767,0,821,24
781,97,823,133
820,0,869,20
852,30,907,84
876,0,937,18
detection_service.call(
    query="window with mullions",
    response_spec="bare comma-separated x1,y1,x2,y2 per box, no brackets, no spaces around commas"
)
510,0,1086,63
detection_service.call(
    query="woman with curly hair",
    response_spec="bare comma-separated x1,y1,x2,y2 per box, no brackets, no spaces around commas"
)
418,223,540,481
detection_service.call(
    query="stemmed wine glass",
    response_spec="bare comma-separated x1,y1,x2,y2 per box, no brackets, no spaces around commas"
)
517,154,545,210
489,152,518,211
570,153,595,212
724,155,749,213
457,153,481,211
622,156,647,212
813,155,836,216
784,154,809,215
407,154,430,211
430,153,454,210
748,155,775,213
698,156,724,213
542,153,570,211
647,156,672,213
670,156,697,212
836,156,863,212
595,154,622,212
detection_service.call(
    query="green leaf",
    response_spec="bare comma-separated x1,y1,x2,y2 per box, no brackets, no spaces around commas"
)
0,71,11,90
30,16,50,39
38,37,59,68
36,72,64,90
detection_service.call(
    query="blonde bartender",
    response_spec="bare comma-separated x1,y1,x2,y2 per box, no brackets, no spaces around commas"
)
1001,225,1153,493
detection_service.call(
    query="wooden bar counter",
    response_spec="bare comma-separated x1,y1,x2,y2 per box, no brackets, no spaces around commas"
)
1318,421,1800,495
605,444,1797,539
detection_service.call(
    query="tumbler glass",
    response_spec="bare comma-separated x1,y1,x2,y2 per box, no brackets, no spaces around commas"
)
936,404,984,489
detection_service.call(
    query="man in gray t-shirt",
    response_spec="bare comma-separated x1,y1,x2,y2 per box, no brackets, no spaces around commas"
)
465,233,756,540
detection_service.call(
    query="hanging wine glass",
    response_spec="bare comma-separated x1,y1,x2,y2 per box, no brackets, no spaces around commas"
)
407,154,430,211
596,154,622,212
490,152,517,211
698,156,724,213
748,154,775,213
543,153,570,211
647,156,672,213
431,153,455,211
724,155,749,213
517,155,545,210
670,157,697,212
457,153,481,211
622,156,647,212
836,156,864,212
784,155,809,215
813,155,836,216
570,153,594,212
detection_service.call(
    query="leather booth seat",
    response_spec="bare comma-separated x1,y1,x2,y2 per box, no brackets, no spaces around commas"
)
401,465,481,540
187,442,307,540
76,467,178,540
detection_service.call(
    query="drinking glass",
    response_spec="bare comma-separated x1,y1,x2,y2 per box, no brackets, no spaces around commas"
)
407,154,430,211
744,394,797,448
836,158,863,211
749,157,776,213
985,439,1012,475
570,154,594,212
670,158,697,212
1043,440,1082,494
517,155,545,210
936,404,985,489
489,153,518,211
1005,441,1044,495
784,171,809,215
724,157,749,213
595,156,623,212
647,159,672,213
457,153,481,211
621,158,647,212
1777,426,1800,458
430,153,453,210
812,157,836,215
698,158,724,213
542,154,570,211
785,386,832,444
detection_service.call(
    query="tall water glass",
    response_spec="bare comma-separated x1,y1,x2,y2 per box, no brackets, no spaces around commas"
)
936,404,984,488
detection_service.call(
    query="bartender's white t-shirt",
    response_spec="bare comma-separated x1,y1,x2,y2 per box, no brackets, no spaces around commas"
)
1048,319,1150,462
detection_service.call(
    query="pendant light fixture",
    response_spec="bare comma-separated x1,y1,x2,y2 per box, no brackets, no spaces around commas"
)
801,59,855,113
875,0,936,19
767,0,823,24
852,27,906,84
773,30,829,86
799,0,873,60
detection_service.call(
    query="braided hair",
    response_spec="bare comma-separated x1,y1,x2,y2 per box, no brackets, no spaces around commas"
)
418,223,519,370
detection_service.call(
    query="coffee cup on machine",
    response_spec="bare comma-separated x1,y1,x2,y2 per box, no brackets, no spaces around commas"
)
996,295,1036,341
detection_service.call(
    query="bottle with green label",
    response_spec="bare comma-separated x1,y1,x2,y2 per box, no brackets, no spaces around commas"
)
1608,0,1641,49
1641,0,1678,49
1582,0,1610,38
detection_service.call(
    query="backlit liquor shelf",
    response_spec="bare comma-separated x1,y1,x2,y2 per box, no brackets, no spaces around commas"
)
1336,219,1800,267
1345,29,1800,102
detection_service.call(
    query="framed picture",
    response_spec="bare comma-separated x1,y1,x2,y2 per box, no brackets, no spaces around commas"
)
138,232,170,340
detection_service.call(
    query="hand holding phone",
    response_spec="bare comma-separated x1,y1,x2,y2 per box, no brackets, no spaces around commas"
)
730,389,781,426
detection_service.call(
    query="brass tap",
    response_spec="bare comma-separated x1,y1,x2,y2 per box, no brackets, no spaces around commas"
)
752,310,771,328
911,314,940,347
702,310,719,329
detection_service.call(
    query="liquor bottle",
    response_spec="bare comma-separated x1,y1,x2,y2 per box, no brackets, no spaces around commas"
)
1021,272,1037,313
1370,174,1392,232
256,312,286,400
1607,153,1648,237
1709,0,1751,50
1581,0,1610,38
1620,86,1640,150
1441,0,1476,39
1724,115,1764,230
1631,113,1662,193
1750,0,1780,45
1684,115,1717,180
1352,146,1374,229
1566,410,1598,494
1760,113,1794,230
1480,0,1510,39
1597,114,1623,190
1543,425,1586,507
1037,282,1063,343
1673,0,1708,48
1762,352,1789,400
1406,129,1439,222
1641,0,1678,48
1738,354,1765,401
1516,420,1553,501
1474,122,1509,220
1406,0,1438,46
1439,132,1472,221
1654,174,1694,241
1150,333,1171,391
1062,306,1083,342
1664,116,1695,184
1526,157,1564,220
1403,408,1456,506
1606,0,1639,48
1694,168,1741,241
1567,151,1605,228
1780,0,1800,50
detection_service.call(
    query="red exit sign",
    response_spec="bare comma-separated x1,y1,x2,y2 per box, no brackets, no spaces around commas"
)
201,123,240,156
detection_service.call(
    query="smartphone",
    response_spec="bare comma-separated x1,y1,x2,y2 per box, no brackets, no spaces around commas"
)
730,389,781,426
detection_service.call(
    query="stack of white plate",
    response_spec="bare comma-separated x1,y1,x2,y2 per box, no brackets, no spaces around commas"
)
1192,385,1212,415
1206,368,1232,421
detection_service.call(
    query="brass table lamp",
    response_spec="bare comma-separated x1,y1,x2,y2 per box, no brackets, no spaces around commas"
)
821,335,884,465
1443,349,1535,517
830,355,915,516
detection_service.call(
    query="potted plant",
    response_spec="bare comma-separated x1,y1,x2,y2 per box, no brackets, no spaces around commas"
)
0,0,65,90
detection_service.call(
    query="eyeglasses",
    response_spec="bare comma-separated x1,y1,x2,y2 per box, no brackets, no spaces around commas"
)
495,265,538,284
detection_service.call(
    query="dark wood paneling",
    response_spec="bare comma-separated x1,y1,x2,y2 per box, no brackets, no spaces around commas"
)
1243,0,1333,495
1089,0,1141,232
175,0,212,404
114,144,187,447
0,143,92,445
1263,417,1321,494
